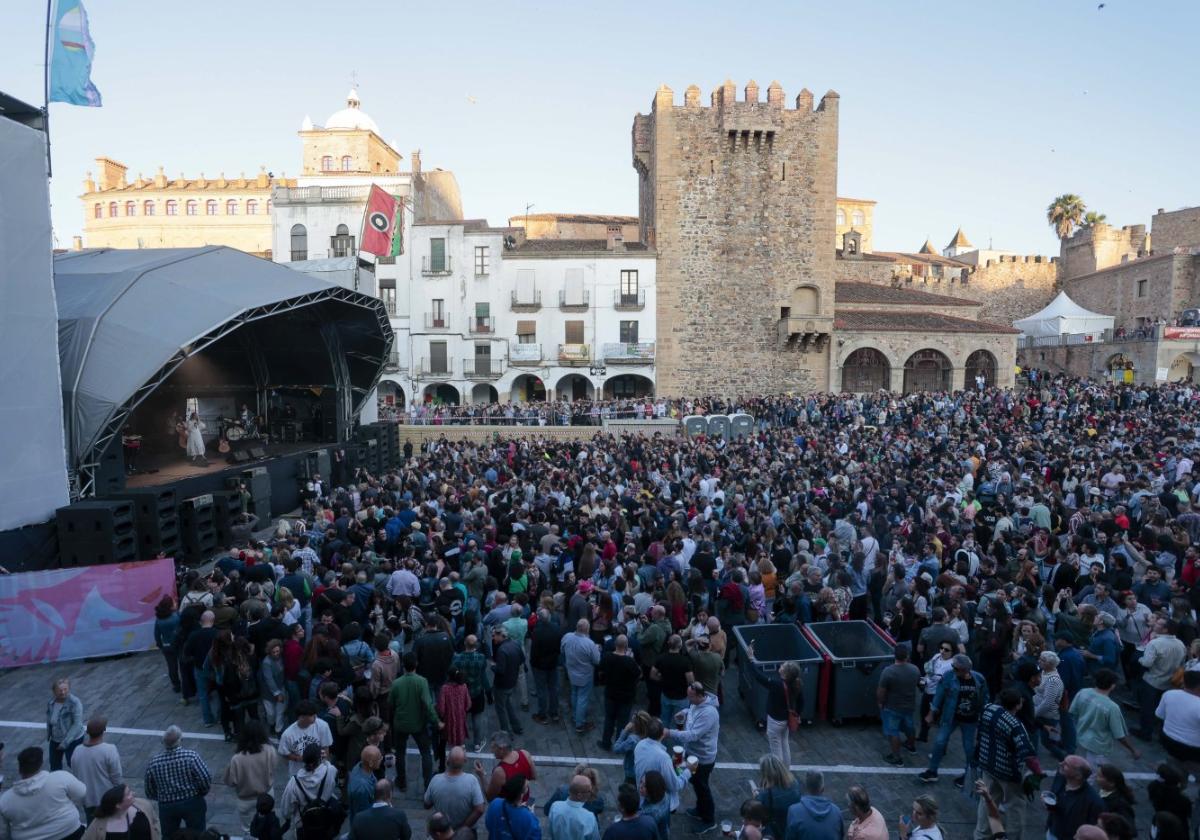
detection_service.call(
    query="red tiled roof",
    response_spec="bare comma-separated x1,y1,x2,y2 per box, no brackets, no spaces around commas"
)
835,282,980,307
834,310,1019,334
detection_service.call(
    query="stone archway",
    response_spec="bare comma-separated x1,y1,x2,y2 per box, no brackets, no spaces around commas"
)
423,383,460,405
510,374,546,403
840,347,890,393
470,383,499,404
555,374,594,402
603,374,654,399
903,348,952,393
965,349,997,389
376,380,406,410
1167,354,1200,384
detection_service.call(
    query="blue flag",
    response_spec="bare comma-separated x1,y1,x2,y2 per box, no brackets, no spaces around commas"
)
49,0,102,106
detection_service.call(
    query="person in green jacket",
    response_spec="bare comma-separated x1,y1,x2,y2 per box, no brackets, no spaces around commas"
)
388,652,442,792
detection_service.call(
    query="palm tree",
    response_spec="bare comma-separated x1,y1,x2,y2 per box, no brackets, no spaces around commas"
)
1047,194,1086,239
1082,210,1107,227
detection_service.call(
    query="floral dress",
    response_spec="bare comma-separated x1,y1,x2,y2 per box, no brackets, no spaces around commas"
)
437,682,471,747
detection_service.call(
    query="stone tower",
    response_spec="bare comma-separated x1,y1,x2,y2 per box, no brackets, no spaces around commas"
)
632,80,839,396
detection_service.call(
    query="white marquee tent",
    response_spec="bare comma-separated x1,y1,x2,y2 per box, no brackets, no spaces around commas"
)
1013,291,1114,339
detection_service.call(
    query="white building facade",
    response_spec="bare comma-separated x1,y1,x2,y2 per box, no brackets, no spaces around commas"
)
380,221,657,409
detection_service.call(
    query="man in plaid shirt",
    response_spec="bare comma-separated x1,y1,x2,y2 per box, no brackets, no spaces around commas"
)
973,689,1043,840
144,726,212,837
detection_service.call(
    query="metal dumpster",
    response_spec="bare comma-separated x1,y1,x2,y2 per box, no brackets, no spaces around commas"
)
732,623,822,726
804,621,895,725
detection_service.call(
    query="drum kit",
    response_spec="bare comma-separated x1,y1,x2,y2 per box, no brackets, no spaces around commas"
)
218,414,260,445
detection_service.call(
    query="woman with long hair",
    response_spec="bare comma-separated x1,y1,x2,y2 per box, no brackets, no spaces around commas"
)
665,580,688,630
222,719,276,835
591,590,614,644
611,710,653,784
81,784,157,840
765,661,803,765
1095,764,1137,830
754,754,801,840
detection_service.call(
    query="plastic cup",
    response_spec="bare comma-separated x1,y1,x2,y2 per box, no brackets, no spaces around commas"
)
1042,791,1056,808
673,746,684,766
721,821,734,836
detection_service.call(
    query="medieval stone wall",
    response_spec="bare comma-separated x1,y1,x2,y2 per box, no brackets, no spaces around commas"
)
1061,254,1198,329
635,81,838,397
1152,206,1200,253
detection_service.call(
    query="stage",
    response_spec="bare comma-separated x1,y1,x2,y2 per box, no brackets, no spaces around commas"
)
125,441,316,489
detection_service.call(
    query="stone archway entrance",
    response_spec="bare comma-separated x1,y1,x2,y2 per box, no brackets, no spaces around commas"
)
1167,354,1200,384
1106,353,1135,385
903,349,952,394
841,348,890,393
603,374,654,399
423,383,460,405
965,349,997,389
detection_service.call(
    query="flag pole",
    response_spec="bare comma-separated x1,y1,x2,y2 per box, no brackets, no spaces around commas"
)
43,0,54,176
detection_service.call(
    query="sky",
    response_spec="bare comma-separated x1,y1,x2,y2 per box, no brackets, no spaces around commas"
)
4,0,1197,255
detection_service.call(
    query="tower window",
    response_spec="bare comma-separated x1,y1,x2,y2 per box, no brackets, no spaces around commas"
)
143,200,155,216
246,199,258,215
226,199,238,215
125,200,136,216
186,200,197,216
321,155,333,171
290,224,308,261
331,223,355,257
108,201,118,217
341,155,352,171
93,203,102,219
206,200,218,215
165,200,178,216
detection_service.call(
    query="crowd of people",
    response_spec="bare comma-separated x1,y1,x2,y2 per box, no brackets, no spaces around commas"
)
6,376,1200,840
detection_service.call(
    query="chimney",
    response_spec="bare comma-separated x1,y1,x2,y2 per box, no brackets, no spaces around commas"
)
606,224,625,252
411,150,421,174
72,236,83,251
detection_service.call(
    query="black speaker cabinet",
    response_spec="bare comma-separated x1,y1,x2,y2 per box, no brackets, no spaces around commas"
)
56,500,138,566
105,488,179,560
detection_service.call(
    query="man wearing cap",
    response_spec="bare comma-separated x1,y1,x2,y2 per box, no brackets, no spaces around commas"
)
919,654,988,785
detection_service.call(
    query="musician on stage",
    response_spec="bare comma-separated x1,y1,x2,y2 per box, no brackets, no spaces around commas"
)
185,411,208,466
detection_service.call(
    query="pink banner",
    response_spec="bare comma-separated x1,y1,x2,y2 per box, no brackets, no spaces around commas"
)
1163,327,1200,340
0,558,176,668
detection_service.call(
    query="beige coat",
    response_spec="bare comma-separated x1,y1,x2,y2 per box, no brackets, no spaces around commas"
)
81,799,161,840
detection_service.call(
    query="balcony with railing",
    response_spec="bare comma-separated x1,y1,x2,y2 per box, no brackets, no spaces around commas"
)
468,316,495,335
614,289,646,310
384,300,397,316
559,289,590,310
423,313,450,330
509,344,542,365
418,357,454,379
558,343,591,365
273,185,374,204
603,342,656,364
422,255,453,276
510,289,542,310
463,357,504,379
384,351,401,372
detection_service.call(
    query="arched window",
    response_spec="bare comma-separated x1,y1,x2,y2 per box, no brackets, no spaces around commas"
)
246,199,258,215
125,200,136,216
226,199,238,215
321,155,333,171
266,199,271,214
851,210,865,226
290,224,307,262
108,201,118,217
143,200,155,216
206,200,218,215
341,155,352,171
93,203,102,219
331,223,355,257
185,200,198,216
165,200,178,216
836,208,846,225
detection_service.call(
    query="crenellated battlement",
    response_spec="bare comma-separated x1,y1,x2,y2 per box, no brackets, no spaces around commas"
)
973,254,1059,269
653,80,839,114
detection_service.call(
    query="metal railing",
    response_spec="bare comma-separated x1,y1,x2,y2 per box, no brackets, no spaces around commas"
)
418,357,454,378
1016,325,1160,350
384,351,401,371
511,289,542,309
384,300,397,316
463,358,504,379
468,316,495,334
423,313,450,330
559,289,590,309
274,185,374,202
614,289,645,309
603,342,655,362
422,255,452,275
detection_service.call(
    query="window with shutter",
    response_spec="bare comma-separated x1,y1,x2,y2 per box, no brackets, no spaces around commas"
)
564,269,584,305
565,320,584,344
517,320,536,344
430,238,446,271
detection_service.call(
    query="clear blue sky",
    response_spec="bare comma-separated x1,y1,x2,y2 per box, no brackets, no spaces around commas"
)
4,0,1196,254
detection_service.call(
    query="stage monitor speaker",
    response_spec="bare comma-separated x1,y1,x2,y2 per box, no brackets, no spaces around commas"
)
56,500,138,566
248,445,267,460
105,489,179,560
230,449,251,463
239,468,272,521
178,494,218,563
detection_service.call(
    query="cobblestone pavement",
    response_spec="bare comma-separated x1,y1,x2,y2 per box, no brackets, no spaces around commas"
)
0,651,1173,836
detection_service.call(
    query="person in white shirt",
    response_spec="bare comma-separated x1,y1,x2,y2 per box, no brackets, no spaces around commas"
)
66,718,122,819
1156,670,1200,764
277,701,333,775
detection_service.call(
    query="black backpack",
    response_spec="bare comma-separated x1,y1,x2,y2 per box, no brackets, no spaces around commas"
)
294,771,345,840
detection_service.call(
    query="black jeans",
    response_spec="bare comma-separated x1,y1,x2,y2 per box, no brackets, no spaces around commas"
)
394,728,434,790
692,762,716,822
601,698,633,749
161,647,181,691
49,737,83,772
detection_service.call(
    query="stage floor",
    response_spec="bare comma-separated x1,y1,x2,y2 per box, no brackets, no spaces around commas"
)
124,442,316,488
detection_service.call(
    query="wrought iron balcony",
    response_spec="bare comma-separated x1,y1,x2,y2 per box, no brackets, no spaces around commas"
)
509,344,542,365
614,289,645,310
384,351,401,371
418,357,454,378
422,255,452,275
559,289,590,310
423,313,450,330
468,316,494,335
463,358,504,379
510,289,542,310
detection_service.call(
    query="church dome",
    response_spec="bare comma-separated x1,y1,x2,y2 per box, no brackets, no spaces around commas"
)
324,88,380,133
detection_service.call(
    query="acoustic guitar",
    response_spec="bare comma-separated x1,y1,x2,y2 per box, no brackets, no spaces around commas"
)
218,436,231,454
176,422,188,449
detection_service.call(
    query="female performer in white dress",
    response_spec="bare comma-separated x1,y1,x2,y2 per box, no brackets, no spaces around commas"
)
186,412,207,464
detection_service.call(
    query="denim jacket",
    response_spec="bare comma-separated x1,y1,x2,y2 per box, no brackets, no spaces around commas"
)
46,693,85,745
930,670,989,726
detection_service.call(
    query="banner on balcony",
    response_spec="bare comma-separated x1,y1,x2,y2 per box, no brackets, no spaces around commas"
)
510,344,541,362
0,558,176,668
1164,327,1200,340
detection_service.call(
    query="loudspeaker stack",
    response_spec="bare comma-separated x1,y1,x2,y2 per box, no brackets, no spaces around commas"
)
178,494,218,562
56,500,138,566
210,490,243,547
106,488,180,559
228,466,271,521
